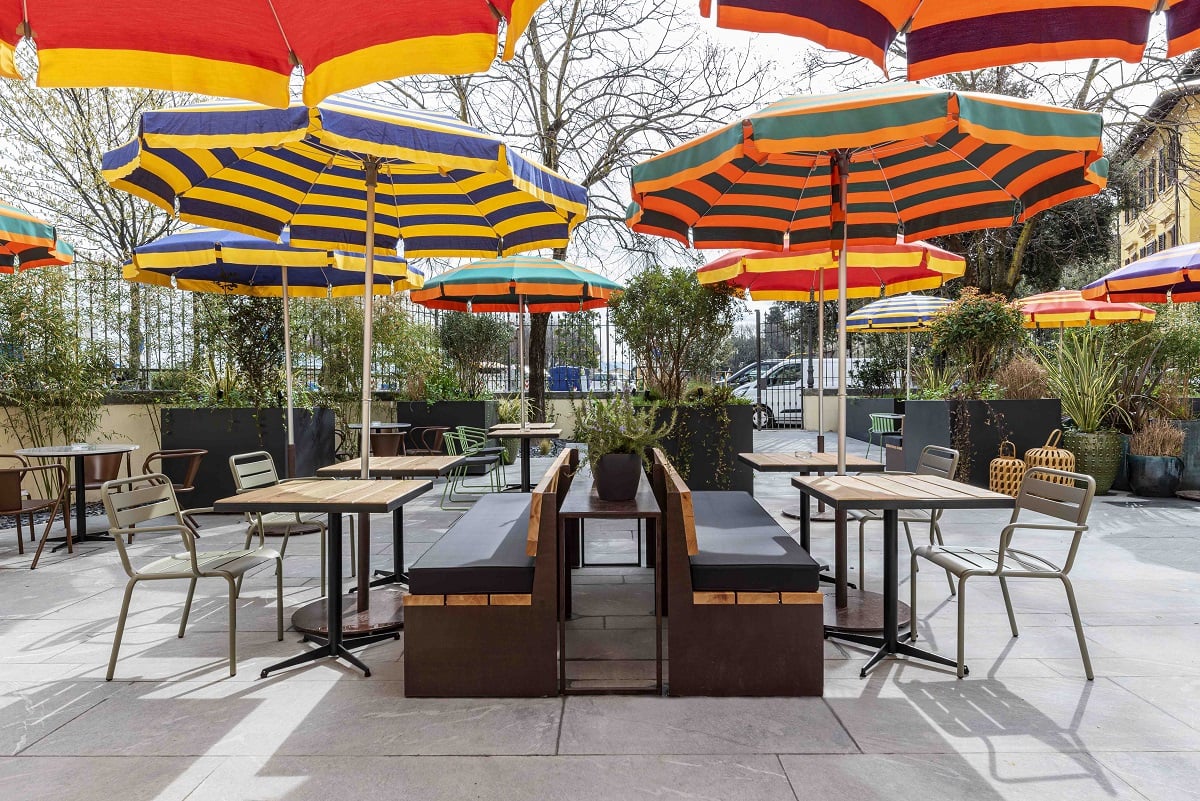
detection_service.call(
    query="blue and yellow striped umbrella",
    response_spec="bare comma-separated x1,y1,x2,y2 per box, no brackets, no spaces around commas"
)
126,227,422,297
103,96,587,480
845,293,952,332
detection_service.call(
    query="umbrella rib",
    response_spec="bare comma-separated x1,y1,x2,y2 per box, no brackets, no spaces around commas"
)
930,139,1021,214
785,162,819,251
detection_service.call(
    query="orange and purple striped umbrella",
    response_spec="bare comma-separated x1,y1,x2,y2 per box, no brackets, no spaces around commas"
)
628,84,1108,253
700,1,1196,82
1017,289,1155,328
1081,243,1200,303
0,1,545,107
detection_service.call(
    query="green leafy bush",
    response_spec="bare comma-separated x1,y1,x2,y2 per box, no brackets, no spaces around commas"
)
928,288,1026,396
571,394,676,473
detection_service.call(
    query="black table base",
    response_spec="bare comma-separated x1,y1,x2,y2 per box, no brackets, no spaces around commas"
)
360,508,408,588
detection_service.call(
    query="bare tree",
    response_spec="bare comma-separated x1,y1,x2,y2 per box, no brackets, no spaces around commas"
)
382,0,778,418
0,74,184,373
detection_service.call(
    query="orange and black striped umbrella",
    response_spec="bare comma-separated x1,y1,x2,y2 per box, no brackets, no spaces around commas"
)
700,1,1196,81
0,1,545,107
628,84,1107,253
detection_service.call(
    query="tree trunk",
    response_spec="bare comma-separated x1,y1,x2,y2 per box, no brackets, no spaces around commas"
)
528,312,549,422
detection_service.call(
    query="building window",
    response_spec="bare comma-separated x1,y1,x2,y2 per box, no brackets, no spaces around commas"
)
1170,229,1178,248
1159,146,1170,192
1148,160,1157,202
1158,233,1167,252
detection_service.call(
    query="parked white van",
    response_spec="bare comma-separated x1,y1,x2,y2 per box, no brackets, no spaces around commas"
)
733,357,866,428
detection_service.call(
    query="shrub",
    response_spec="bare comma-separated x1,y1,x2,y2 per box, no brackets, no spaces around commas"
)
928,287,1026,396
1129,418,1185,457
993,355,1048,400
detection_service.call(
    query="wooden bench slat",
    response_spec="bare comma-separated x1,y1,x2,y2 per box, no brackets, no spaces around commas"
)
489,594,532,606
447,594,489,606
693,591,736,605
404,594,444,606
737,592,781,605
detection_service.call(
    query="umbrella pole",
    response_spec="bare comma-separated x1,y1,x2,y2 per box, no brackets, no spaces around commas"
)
359,162,379,481
282,266,296,478
519,294,527,429
836,154,849,477
906,330,911,401
816,275,825,452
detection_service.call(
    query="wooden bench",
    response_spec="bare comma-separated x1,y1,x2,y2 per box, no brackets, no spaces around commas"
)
652,448,824,696
403,448,577,697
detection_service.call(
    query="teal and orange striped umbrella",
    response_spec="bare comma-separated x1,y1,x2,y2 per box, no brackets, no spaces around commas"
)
628,84,1107,253
0,201,73,273
0,1,546,108
1017,289,1155,329
700,1,1198,82
410,256,622,313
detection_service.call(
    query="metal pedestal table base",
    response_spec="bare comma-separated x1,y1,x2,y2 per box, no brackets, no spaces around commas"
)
824,588,909,632
291,588,406,638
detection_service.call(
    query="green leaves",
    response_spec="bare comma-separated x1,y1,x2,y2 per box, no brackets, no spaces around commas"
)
928,288,1026,396
1035,329,1122,433
571,394,676,474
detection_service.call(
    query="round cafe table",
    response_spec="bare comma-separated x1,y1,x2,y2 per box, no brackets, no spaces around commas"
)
14,443,139,546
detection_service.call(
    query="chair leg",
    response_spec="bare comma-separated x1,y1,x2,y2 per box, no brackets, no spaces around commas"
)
15,514,23,555
276,557,284,641
28,512,35,541
909,551,919,641
226,576,238,677
902,521,916,568
30,500,64,570
998,576,1018,637
956,575,969,678
1060,575,1094,680
107,579,138,681
932,521,954,596
179,577,198,638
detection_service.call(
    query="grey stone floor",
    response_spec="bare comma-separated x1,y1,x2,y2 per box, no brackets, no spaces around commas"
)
1,431,1199,800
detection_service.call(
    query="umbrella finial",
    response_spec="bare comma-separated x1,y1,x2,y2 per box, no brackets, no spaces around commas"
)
467,299,473,313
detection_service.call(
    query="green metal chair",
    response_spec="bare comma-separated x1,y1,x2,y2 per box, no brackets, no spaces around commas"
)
229,451,353,595
441,429,505,510
100,474,283,680
458,425,509,485
865,413,903,460
911,467,1096,679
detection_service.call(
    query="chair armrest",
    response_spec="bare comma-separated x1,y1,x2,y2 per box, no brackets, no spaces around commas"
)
180,506,214,518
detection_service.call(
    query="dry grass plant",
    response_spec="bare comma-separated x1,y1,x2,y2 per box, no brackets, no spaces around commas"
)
993,356,1048,400
1129,419,1185,457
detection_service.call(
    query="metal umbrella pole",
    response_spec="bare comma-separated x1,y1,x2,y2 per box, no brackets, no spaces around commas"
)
816,277,825,452
906,330,911,400
518,293,527,429
281,265,297,477
836,151,850,477
358,159,378,481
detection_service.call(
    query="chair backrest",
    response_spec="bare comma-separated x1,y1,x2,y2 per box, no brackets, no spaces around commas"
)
82,451,128,486
869,413,903,435
653,448,697,556
230,451,279,492
0,467,23,510
369,432,404,457
100,474,192,577
1013,467,1095,527
442,429,463,457
407,426,447,454
915,446,959,479
526,448,574,556
142,449,207,491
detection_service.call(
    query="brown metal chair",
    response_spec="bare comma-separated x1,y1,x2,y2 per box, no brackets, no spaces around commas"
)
405,426,448,456
0,463,70,568
70,450,132,519
142,449,207,498
369,432,405,457
0,454,33,543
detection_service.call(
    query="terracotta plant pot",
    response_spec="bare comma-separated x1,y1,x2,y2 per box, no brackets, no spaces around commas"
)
1062,429,1124,495
594,453,643,501
1127,454,1185,498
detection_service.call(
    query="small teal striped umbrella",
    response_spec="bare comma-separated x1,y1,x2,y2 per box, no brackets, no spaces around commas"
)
847,294,952,399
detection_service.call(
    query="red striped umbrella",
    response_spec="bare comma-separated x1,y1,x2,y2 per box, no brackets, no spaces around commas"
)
700,0,1193,82
1017,289,1155,329
0,1,545,107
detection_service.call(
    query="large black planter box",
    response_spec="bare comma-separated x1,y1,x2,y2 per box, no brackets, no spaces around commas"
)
846,397,905,442
161,407,335,507
395,400,498,434
902,399,1062,487
1179,419,1200,491
658,404,754,492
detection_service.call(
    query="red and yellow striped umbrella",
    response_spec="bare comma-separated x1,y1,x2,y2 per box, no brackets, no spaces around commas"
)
1016,289,1155,328
0,1,544,107
700,1,1195,82
697,241,964,300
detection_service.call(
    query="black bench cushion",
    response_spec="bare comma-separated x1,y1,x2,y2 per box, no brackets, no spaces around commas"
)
408,494,535,595
688,491,821,593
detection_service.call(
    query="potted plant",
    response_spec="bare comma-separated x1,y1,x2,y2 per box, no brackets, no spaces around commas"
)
1127,419,1186,497
572,394,675,501
495,395,529,465
1037,330,1125,494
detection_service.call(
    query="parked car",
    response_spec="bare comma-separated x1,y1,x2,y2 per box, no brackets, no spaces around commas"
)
717,359,782,387
733,357,867,428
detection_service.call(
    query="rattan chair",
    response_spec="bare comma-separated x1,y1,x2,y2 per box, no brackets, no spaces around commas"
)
100,474,283,680
229,451,354,596
910,467,1097,679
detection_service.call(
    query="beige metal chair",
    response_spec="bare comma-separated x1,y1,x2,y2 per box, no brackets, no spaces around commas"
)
229,451,353,595
100,474,283,680
910,467,1096,679
852,445,960,593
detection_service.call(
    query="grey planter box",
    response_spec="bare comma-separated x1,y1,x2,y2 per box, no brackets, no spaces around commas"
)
659,404,754,492
1178,418,1200,491
395,400,498,434
161,407,335,507
902,399,1062,487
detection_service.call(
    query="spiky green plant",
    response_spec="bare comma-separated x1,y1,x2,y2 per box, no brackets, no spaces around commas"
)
1036,329,1125,433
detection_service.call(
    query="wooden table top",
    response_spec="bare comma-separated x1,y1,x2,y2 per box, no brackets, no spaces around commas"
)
739,451,884,472
488,425,562,439
316,456,465,478
347,422,411,431
17,443,139,458
213,478,431,515
559,469,661,520
791,473,1015,512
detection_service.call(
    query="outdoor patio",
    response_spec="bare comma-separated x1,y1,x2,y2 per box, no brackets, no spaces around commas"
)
1,429,1196,801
